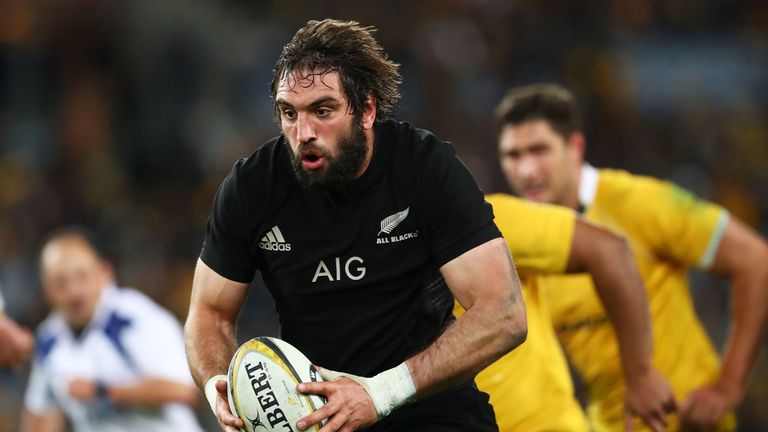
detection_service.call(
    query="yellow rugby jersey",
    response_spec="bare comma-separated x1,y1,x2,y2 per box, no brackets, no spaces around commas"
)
538,166,734,431
455,194,588,432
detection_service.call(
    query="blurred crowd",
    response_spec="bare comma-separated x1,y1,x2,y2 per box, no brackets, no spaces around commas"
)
0,0,766,430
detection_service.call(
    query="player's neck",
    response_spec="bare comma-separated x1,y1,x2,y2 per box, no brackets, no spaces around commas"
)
561,167,583,211
353,130,375,179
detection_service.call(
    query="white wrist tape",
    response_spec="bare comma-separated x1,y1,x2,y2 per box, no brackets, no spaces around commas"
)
319,362,416,419
205,374,228,414
0,291,5,312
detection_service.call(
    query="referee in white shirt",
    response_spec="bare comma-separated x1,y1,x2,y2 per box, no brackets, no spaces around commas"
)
21,227,203,432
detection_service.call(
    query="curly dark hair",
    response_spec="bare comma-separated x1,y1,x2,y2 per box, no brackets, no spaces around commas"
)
495,84,583,139
270,19,402,122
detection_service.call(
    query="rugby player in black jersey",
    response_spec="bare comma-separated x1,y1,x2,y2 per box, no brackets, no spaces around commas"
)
184,19,527,432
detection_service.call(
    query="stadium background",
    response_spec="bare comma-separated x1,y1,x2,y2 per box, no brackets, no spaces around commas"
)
0,0,766,430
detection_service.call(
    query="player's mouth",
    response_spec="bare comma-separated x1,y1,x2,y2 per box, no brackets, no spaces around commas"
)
522,185,547,201
300,149,325,170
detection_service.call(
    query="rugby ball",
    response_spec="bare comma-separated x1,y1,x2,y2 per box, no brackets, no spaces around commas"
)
228,337,326,432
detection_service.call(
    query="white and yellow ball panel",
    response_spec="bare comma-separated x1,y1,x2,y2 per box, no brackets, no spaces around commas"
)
228,337,325,432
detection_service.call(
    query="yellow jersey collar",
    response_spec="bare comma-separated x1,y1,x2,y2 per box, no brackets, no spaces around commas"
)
579,164,599,208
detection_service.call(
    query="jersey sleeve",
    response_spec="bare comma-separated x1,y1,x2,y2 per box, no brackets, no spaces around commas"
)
201,160,258,283
601,173,728,269
486,194,575,277
415,133,501,267
24,359,58,414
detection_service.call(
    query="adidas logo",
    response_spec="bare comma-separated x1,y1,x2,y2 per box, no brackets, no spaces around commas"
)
258,226,292,252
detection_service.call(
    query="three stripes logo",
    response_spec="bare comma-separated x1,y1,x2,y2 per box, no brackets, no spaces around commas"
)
258,226,292,252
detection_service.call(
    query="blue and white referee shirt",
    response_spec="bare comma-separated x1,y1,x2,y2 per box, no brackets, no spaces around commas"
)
24,285,203,431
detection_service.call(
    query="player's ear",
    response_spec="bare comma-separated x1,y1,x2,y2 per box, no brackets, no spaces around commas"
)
361,93,377,130
568,131,586,162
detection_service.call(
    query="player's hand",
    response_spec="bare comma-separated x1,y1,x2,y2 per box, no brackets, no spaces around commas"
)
296,374,377,432
68,378,98,401
0,315,34,368
679,381,741,430
624,368,677,432
206,376,244,432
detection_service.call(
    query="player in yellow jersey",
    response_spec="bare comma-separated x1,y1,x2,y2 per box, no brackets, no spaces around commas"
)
494,83,768,431
455,194,675,431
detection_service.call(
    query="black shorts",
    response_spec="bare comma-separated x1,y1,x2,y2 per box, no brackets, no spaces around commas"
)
362,380,498,432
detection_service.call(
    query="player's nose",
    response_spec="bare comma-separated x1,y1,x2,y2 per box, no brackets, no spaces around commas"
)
517,155,540,182
295,114,317,144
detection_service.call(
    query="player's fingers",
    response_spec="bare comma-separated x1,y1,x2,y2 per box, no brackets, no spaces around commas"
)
218,410,244,428
318,410,349,432
213,379,242,427
685,399,709,428
640,406,668,432
298,399,339,430
317,366,346,382
624,411,635,432
701,402,725,428
298,381,333,396
664,394,678,413
216,396,243,427
644,414,666,432
215,378,229,396
218,412,244,428
678,395,695,420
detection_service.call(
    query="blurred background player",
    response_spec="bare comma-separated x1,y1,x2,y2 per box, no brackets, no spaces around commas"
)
495,83,768,431
0,288,34,368
455,194,675,432
21,227,203,431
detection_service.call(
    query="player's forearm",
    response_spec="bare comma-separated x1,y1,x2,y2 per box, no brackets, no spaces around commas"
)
0,313,33,367
20,410,64,432
583,232,654,379
406,290,527,398
718,248,768,394
107,378,199,407
184,307,238,390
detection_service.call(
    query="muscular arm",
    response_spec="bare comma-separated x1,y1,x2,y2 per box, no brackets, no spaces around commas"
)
567,220,675,430
184,258,249,431
681,217,768,426
20,409,65,432
566,220,653,382
408,237,527,397
184,258,249,389
297,237,526,431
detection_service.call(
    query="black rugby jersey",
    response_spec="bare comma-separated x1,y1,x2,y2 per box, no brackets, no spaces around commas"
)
201,120,500,378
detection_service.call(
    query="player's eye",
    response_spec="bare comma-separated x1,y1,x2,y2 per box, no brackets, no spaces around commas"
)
316,107,332,117
529,144,550,155
282,109,296,120
502,151,520,160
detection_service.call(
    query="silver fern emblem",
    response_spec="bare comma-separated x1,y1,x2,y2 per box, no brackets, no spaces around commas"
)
379,207,410,235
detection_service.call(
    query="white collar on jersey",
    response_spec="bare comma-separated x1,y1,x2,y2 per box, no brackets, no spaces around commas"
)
578,163,599,208
79,283,119,334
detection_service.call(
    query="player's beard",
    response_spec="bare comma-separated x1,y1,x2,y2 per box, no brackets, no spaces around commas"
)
286,119,368,192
